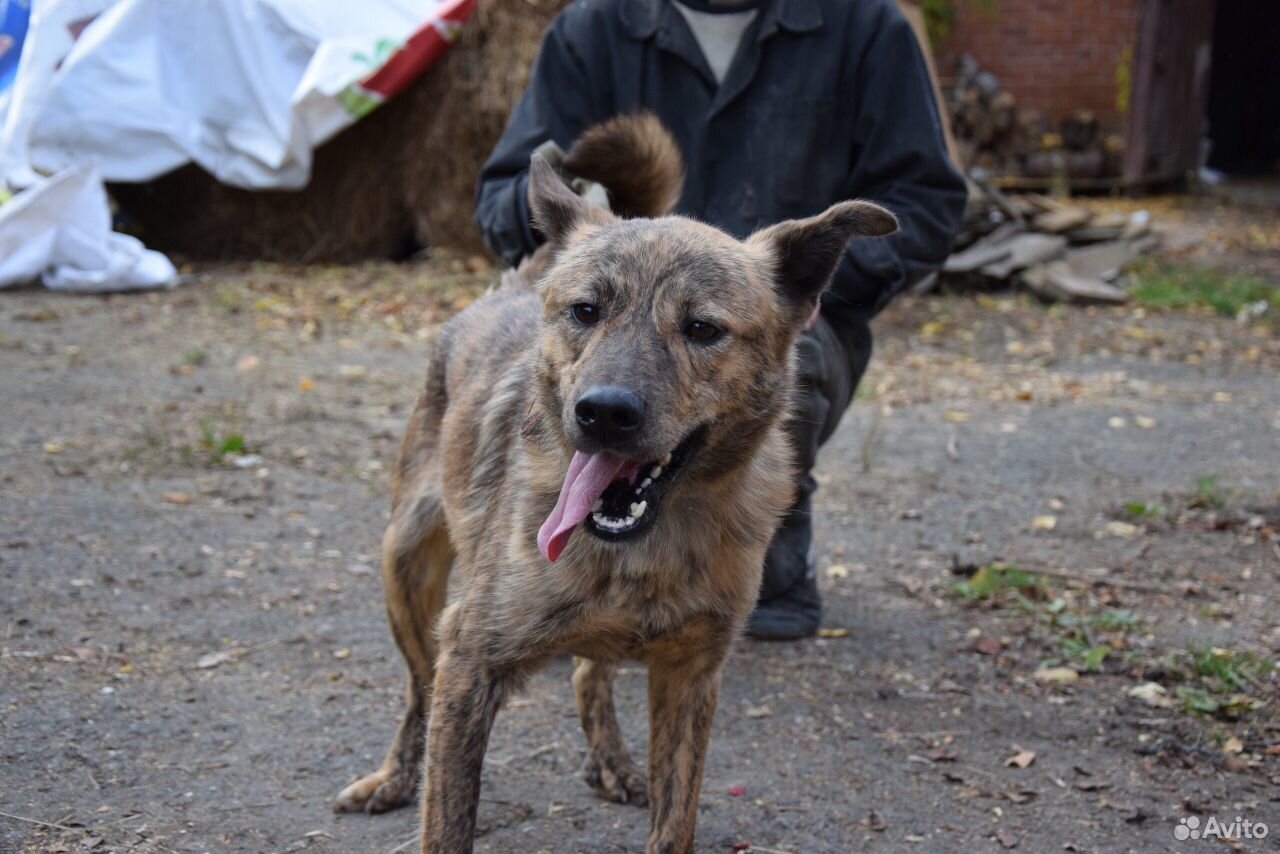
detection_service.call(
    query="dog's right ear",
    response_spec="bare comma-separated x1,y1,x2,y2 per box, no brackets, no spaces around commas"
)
527,154,614,246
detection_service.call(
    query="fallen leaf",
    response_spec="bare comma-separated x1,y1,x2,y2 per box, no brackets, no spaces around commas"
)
1073,780,1111,792
1108,417,1127,429
943,410,970,423
861,810,887,832
236,355,260,372
1127,682,1174,708
338,364,367,378
826,563,850,579
196,649,240,669
1222,736,1244,755
163,491,191,505
1033,666,1079,684
43,440,64,454
1005,747,1036,769
973,635,1002,656
298,377,315,391
1101,521,1139,539
745,704,773,719
333,648,351,660
996,828,1019,849
1220,755,1250,773
727,784,746,797
1135,415,1156,429
1032,515,1057,531
347,563,376,576
817,627,849,639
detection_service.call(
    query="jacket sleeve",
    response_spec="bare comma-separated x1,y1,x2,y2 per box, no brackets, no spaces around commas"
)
824,4,967,323
473,10,601,266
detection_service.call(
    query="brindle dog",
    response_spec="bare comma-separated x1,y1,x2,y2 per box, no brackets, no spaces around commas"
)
334,113,897,854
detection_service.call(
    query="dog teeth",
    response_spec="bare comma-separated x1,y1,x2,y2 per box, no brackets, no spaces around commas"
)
591,511,637,531
661,452,672,466
630,501,647,518
649,465,662,479
640,477,652,489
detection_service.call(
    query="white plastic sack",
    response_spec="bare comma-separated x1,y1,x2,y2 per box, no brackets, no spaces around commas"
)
12,0,472,190
1,0,116,189
0,161,176,290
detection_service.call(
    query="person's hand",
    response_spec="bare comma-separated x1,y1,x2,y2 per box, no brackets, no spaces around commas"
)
530,140,610,211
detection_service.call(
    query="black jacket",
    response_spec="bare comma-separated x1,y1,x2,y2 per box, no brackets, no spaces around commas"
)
474,0,966,324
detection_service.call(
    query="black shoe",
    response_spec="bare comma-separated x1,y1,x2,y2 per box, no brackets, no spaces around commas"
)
746,559,821,641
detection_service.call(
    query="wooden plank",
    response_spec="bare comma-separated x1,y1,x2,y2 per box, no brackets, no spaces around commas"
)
1124,0,1216,184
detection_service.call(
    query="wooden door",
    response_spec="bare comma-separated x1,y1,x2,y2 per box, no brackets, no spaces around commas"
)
1123,0,1215,184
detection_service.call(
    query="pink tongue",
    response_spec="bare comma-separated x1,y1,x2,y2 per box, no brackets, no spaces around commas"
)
538,451,631,562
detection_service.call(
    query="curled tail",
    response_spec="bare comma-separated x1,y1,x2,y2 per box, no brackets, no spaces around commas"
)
562,112,685,219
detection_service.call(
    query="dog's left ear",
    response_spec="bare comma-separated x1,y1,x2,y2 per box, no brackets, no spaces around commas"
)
527,153,614,247
750,200,898,323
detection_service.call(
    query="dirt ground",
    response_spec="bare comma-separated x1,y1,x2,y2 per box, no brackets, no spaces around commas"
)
2,196,1278,854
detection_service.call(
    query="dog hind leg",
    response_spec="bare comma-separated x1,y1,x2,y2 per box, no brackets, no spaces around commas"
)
334,491,452,814
573,657,647,805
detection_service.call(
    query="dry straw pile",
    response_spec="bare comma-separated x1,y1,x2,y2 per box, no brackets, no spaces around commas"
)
113,0,569,262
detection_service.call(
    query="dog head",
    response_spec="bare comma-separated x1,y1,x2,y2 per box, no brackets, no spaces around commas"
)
527,155,896,561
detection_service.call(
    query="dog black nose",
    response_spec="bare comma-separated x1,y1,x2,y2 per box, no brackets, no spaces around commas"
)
574,385,645,444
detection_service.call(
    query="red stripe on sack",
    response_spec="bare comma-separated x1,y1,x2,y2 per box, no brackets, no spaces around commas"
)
361,0,476,98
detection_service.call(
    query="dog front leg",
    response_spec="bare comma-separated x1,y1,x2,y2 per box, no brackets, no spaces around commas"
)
645,652,725,854
419,642,504,854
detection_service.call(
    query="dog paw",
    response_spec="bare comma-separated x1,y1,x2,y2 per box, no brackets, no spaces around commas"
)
582,753,648,806
333,769,416,815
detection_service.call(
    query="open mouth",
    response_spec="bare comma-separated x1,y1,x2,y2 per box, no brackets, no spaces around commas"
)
584,427,704,542
536,427,705,562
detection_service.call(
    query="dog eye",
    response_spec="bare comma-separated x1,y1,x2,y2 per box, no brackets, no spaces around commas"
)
684,320,721,343
571,303,601,325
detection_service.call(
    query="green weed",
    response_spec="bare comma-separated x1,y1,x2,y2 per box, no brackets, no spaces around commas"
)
1131,265,1276,318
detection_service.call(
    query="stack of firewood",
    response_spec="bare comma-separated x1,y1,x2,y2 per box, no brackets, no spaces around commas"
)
947,55,1125,181
932,182,1160,304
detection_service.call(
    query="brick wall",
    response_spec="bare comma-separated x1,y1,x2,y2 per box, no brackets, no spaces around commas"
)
932,0,1144,128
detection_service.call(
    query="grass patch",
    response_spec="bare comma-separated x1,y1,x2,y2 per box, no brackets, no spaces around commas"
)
1130,264,1276,317
952,564,1044,601
1051,606,1142,672
1185,645,1273,693
1122,501,1165,520
951,565,1146,674
1191,475,1228,510
198,419,246,460
1169,645,1275,718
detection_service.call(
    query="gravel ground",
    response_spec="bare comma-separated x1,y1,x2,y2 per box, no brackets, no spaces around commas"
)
2,214,1278,853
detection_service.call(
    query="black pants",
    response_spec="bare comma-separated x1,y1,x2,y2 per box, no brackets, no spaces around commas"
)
758,312,873,602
